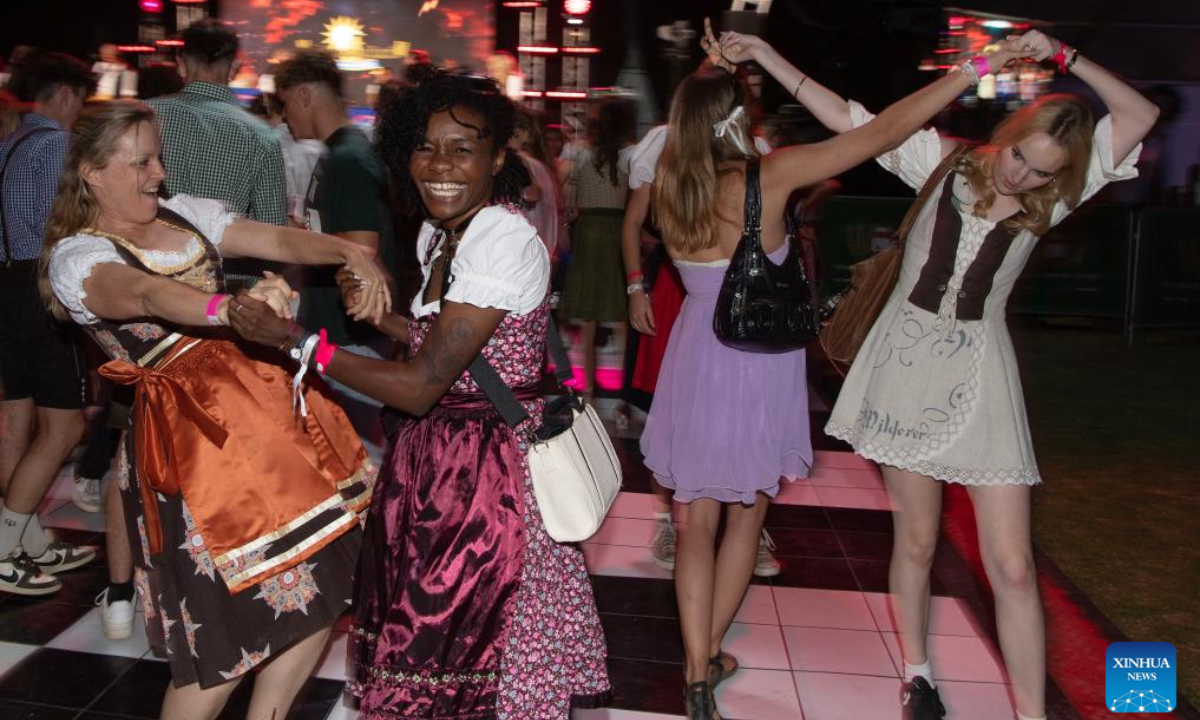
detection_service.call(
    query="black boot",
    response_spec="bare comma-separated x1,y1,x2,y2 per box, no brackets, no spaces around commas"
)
685,680,723,720
901,676,947,720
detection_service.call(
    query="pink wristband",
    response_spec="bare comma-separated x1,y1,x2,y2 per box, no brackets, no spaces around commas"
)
971,56,992,80
314,328,339,375
205,294,228,326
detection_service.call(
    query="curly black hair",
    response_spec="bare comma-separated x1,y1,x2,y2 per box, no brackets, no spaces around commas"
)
374,72,530,213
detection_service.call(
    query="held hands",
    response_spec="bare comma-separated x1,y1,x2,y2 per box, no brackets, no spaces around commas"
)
227,293,294,348
715,27,765,66
700,18,736,72
340,248,392,325
1008,30,1059,63
214,272,295,325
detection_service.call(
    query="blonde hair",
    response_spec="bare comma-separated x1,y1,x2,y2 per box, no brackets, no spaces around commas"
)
957,94,1094,236
40,102,157,321
652,69,758,254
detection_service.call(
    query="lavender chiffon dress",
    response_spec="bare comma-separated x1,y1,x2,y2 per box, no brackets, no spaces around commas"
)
640,243,812,504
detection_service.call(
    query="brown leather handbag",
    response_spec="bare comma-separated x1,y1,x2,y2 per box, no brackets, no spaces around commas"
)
820,146,967,366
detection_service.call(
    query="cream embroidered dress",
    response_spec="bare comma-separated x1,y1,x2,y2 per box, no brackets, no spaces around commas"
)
826,103,1141,486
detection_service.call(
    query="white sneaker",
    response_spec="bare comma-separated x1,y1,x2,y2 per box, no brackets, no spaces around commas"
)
95,588,135,640
72,476,103,513
753,529,782,577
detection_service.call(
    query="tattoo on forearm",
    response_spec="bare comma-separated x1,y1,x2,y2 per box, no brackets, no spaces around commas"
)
419,317,480,386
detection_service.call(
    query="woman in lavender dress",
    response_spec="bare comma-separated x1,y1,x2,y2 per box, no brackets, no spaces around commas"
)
642,33,1031,718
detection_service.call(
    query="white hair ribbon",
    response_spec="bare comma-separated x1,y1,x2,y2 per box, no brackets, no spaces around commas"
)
712,105,751,156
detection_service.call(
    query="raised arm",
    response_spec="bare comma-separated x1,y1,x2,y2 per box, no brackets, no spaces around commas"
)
1021,30,1159,162
714,29,854,134
622,184,656,335
761,41,1022,197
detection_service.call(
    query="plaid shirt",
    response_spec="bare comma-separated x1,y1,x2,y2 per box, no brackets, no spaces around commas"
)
0,114,69,262
148,82,287,226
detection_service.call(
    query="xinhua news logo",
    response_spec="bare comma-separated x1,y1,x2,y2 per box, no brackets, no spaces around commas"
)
1106,642,1176,713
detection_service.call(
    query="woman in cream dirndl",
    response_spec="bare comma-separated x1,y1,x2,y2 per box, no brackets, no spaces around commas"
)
42,102,388,720
717,28,1159,720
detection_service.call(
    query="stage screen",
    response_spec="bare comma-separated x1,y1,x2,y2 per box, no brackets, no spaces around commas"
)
223,0,494,83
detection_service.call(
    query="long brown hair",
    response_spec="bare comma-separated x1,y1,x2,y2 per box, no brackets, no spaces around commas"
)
652,68,758,254
590,97,636,186
40,102,156,320
957,94,1094,236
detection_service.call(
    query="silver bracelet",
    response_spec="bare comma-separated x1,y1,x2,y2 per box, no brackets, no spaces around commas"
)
958,60,980,86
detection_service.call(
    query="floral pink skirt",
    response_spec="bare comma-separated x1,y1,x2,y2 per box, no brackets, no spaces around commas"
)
349,392,610,719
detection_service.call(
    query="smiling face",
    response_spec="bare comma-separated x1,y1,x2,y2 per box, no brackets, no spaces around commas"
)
84,120,167,226
410,106,505,229
992,131,1067,196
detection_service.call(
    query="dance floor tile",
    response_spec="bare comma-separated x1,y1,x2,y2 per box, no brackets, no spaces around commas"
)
782,627,897,678
714,668,804,720
582,543,674,581
314,632,351,681
45,608,151,660
880,632,1008,684
0,600,90,646
605,658,686,715
593,576,678,620
768,557,860,592
812,451,876,471
590,517,660,548
85,658,169,717
767,528,844,559
600,614,684,664
0,642,38,676
820,508,893,534
773,588,877,631
792,671,901,720
813,487,893,512
733,585,779,626
575,709,683,720
0,699,80,720
763,504,832,531
833,531,892,562
863,593,977,637
937,678,1016,718
0,648,137,708
808,466,884,490
774,482,822,507
721,623,790,671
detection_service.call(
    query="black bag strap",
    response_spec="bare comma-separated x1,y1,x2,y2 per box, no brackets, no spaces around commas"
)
434,225,572,431
1,127,55,265
742,160,763,239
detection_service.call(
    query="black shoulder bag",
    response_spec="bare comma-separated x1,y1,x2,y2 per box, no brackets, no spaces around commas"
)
713,160,821,353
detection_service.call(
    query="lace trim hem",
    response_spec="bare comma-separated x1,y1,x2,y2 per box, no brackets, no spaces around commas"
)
825,422,1042,487
351,665,500,690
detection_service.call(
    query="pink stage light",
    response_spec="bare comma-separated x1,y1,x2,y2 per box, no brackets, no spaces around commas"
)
118,45,158,53
517,45,559,54
502,1,543,6
155,39,185,47
139,0,163,12
546,90,587,99
562,46,600,54
563,0,591,16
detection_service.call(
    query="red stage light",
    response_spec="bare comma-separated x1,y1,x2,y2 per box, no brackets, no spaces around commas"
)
156,39,185,47
563,0,591,16
117,45,158,53
561,47,600,54
546,90,587,99
139,0,164,12
502,1,543,6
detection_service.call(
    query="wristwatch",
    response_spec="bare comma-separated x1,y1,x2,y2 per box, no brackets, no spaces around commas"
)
289,332,316,362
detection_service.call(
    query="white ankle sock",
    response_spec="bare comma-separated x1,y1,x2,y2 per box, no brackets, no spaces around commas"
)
20,515,51,557
653,511,673,522
904,660,936,688
1016,713,1046,720
0,508,33,559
